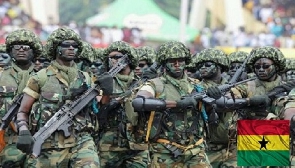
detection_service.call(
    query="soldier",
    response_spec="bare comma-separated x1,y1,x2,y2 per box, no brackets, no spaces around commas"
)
15,27,112,167
98,41,150,167
0,29,43,167
133,41,211,167
208,46,287,167
90,48,106,78
281,58,295,82
0,44,11,70
227,51,253,81
33,56,51,72
135,46,156,77
193,48,236,167
75,41,95,72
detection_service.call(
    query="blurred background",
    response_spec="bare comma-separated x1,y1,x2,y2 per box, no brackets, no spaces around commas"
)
1,0,295,57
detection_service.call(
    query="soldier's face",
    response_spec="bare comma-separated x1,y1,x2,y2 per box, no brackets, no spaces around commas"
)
286,70,295,81
91,59,105,76
10,44,34,65
33,57,47,72
165,58,186,78
57,40,79,61
228,62,242,77
135,60,148,76
108,51,126,69
0,53,11,67
254,58,276,81
199,61,218,79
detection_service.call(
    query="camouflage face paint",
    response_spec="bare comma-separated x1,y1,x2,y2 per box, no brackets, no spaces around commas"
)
286,70,295,81
228,62,242,77
254,58,276,81
91,59,105,76
165,58,186,78
199,62,218,79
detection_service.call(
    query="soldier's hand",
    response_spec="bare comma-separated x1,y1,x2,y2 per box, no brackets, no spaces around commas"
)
95,72,113,95
176,96,197,109
249,95,271,107
70,83,88,98
206,86,222,99
16,130,34,154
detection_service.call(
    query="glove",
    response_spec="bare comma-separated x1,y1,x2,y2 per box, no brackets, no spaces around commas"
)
141,67,158,79
206,86,222,99
16,130,34,154
70,83,88,99
176,96,197,109
249,95,271,107
95,72,113,95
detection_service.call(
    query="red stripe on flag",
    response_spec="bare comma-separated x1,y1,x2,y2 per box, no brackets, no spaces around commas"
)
237,120,289,135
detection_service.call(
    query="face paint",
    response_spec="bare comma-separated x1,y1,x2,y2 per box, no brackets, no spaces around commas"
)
91,59,106,76
286,70,295,81
107,51,127,70
199,62,218,79
165,58,186,78
57,40,78,61
0,53,11,67
254,58,276,81
228,62,242,77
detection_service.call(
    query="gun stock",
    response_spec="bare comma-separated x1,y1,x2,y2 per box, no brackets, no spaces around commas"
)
0,94,23,152
32,55,128,158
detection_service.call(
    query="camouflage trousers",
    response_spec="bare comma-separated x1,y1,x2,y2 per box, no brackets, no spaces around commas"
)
0,143,26,168
99,150,150,168
150,148,211,168
25,134,99,168
207,143,237,168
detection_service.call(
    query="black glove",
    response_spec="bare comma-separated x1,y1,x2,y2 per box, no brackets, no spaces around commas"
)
176,96,197,109
141,67,158,79
95,72,113,95
249,95,271,107
70,83,88,99
16,130,34,154
206,86,222,99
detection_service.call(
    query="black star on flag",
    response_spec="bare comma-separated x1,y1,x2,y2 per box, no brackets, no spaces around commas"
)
258,136,269,150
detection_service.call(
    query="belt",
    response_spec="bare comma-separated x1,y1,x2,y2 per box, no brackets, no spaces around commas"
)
157,137,204,152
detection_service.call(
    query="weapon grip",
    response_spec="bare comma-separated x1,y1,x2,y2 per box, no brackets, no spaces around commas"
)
57,123,72,138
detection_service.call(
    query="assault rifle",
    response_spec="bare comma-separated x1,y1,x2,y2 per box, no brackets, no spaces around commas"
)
31,54,129,158
0,94,23,152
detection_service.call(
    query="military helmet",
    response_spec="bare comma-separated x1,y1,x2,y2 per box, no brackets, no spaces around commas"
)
0,44,6,53
228,51,249,64
79,41,96,62
94,48,104,60
156,41,191,65
5,28,43,57
195,48,229,72
136,46,156,65
45,27,83,60
284,58,295,72
103,41,137,69
248,46,285,72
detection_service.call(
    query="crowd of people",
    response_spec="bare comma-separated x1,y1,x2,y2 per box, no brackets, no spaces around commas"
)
0,25,295,167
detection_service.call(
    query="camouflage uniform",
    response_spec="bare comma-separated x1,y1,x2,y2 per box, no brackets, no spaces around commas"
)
23,27,99,167
98,41,149,167
137,41,211,168
0,29,42,168
194,48,236,168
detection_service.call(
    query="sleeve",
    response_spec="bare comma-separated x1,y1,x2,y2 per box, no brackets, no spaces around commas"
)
138,82,156,98
284,88,295,110
23,75,40,99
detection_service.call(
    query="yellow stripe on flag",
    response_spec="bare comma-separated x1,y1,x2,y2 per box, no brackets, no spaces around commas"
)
237,135,289,150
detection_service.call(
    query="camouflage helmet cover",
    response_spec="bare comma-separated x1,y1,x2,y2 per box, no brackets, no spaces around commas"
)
79,41,95,62
228,51,249,63
248,46,286,72
0,44,6,53
284,58,295,72
195,48,229,72
156,41,191,65
94,48,104,60
103,41,138,69
136,46,156,65
5,28,43,57
45,27,83,60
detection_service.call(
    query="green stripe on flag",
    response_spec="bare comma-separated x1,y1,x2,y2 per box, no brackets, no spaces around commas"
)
237,150,290,166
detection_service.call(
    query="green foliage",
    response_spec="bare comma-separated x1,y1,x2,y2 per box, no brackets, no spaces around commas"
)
154,0,192,19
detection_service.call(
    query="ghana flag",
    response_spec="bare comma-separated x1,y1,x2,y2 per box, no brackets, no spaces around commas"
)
237,120,290,166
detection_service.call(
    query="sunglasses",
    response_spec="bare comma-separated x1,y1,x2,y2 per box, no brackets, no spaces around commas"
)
229,65,241,70
198,62,215,68
92,62,103,67
109,55,124,60
254,64,273,70
11,45,31,51
60,42,79,49
138,63,147,68
34,57,47,63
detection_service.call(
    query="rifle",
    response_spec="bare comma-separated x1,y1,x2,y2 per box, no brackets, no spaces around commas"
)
0,94,23,152
31,54,129,158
